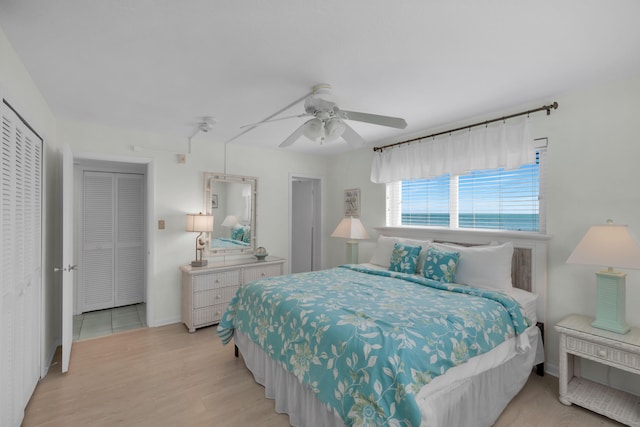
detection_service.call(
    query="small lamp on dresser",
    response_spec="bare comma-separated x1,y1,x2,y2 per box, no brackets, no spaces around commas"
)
186,212,213,267
331,216,369,264
567,219,640,334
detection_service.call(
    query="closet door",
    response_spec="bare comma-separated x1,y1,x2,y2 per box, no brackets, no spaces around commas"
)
81,172,115,311
115,174,144,306
1,100,42,427
80,171,144,312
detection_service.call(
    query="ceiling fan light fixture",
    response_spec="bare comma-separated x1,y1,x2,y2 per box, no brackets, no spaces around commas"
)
324,118,346,142
303,118,323,141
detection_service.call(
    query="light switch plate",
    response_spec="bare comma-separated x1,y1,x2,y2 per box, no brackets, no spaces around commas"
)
158,220,165,230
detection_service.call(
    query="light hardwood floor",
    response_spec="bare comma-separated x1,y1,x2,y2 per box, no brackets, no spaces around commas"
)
24,324,622,427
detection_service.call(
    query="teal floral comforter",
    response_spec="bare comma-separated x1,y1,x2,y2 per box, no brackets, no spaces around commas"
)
217,265,529,427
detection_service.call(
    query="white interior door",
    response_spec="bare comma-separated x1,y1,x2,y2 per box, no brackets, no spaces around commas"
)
291,180,314,273
290,176,322,274
61,144,75,373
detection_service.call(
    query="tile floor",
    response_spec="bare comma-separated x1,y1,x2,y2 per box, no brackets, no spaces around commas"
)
73,303,147,341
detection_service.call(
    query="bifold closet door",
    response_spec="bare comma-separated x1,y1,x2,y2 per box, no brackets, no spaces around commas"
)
81,172,144,312
115,174,144,306
82,172,116,312
1,100,43,427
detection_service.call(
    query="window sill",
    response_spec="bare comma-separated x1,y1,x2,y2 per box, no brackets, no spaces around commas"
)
374,226,552,243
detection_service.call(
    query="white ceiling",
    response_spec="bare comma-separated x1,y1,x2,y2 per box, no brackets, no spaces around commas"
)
2,0,640,156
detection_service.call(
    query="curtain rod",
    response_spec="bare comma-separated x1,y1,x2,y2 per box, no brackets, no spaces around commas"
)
372,101,558,153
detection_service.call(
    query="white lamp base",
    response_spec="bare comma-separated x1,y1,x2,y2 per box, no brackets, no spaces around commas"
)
345,240,359,264
592,270,629,334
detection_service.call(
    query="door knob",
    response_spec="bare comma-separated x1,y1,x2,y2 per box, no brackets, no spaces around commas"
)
54,264,78,272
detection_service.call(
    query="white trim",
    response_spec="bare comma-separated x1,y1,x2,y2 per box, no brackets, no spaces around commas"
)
71,152,156,327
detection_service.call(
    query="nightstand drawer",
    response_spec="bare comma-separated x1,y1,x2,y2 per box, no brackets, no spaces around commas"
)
193,286,239,309
566,336,640,371
193,270,241,291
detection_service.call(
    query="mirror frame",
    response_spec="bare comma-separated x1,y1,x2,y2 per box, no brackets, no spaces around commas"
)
203,172,257,255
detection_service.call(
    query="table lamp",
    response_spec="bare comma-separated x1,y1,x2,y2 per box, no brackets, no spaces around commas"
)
331,217,369,264
186,213,213,267
567,220,640,334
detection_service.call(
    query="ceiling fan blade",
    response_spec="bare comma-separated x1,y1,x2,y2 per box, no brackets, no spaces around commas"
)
240,113,309,129
279,120,312,148
341,123,365,147
224,86,319,144
338,109,407,129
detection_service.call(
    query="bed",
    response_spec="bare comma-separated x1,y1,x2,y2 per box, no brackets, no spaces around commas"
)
209,237,250,248
217,235,546,427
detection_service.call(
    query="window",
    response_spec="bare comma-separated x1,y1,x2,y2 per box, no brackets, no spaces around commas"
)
387,146,546,233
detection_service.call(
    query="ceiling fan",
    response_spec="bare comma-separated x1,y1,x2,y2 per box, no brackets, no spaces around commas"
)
235,84,407,148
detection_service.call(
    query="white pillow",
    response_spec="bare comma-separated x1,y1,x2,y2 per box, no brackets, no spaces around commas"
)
433,241,514,291
369,236,402,268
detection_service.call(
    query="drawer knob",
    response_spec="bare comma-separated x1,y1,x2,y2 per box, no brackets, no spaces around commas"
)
261,272,266,276
215,279,220,283
215,294,220,299
598,349,607,357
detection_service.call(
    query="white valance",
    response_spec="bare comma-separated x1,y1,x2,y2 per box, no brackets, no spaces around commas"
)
370,118,534,184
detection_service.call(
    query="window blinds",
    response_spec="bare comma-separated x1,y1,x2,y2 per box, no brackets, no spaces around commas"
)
387,148,546,233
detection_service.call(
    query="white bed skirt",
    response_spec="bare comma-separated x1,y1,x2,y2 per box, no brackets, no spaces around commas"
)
234,326,542,427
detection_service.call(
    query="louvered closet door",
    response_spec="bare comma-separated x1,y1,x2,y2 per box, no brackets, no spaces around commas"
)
1,100,42,427
82,172,116,311
115,174,144,306
80,171,144,312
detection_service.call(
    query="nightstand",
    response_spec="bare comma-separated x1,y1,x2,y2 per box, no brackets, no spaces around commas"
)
555,314,640,426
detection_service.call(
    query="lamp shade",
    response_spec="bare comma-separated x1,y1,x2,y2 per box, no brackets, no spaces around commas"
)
221,215,238,228
567,222,640,270
331,217,369,240
324,118,346,142
303,118,323,141
185,213,213,232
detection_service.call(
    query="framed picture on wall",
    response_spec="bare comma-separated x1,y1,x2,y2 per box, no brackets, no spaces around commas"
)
344,188,360,217
211,194,219,209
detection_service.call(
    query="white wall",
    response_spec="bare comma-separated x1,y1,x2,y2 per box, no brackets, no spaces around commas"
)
326,73,640,393
58,118,328,326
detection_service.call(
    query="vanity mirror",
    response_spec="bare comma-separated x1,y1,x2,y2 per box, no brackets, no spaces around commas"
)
203,172,257,255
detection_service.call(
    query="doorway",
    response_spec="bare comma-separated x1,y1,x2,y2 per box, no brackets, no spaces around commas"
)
72,156,154,321
290,175,323,274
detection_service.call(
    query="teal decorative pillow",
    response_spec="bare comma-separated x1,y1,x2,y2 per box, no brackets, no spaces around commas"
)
422,246,460,283
242,226,251,243
388,243,422,274
231,226,244,241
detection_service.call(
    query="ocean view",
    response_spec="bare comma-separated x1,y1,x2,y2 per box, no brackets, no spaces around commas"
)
402,213,539,232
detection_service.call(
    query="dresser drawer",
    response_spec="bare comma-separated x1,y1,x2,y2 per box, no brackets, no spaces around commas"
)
192,303,229,326
566,336,640,371
193,270,241,292
193,285,239,309
244,264,283,282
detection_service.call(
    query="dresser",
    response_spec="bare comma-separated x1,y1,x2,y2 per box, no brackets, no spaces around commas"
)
555,314,640,426
180,256,286,332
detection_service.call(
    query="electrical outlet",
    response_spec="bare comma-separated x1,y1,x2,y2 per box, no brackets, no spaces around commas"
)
158,220,165,230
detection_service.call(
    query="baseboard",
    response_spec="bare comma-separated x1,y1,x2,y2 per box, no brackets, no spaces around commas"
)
544,363,559,378
149,316,181,328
